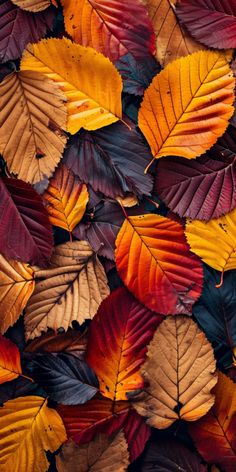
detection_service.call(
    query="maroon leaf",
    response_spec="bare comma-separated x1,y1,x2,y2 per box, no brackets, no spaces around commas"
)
0,0,55,63
176,0,236,49
0,177,53,266
63,122,153,199
140,439,207,471
155,153,236,220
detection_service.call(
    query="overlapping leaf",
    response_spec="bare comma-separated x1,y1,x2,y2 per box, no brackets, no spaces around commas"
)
43,164,88,232
176,0,236,49
28,353,98,404
185,207,236,272
0,71,67,184
0,336,21,384
56,431,129,472
139,50,235,161
61,0,155,62
26,329,88,359
0,177,53,267
0,254,35,334
115,214,203,314
63,122,153,198
11,0,50,12
115,53,160,96
0,0,55,63
130,316,217,428
155,152,236,220
86,287,163,401
145,0,203,66
20,38,122,134
0,396,67,472
193,266,236,367
189,372,236,471
24,241,110,339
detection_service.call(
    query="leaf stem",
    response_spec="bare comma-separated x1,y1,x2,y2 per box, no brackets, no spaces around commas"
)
120,117,132,131
20,373,34,383
215,270,224,288
144,157,155,174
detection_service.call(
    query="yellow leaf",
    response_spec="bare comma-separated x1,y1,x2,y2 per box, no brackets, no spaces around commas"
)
21,38,122,134
25,241,110,339
43,164,89,232
56,432,129,472
139,50,235,163
144,0,203,66
10,0,50,12
0,254,35,334
130,316,217,429
0,71,67,184
115,194,138,208
0,396,67,472
185,207,236,273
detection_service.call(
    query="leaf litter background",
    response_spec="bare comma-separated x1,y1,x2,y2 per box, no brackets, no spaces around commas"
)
0,0,236,471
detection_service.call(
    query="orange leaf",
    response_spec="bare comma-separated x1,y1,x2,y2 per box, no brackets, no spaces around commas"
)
139,50,235,162
115,214,203,315
0,335,21,384
43,164,89,233
189,372,236,471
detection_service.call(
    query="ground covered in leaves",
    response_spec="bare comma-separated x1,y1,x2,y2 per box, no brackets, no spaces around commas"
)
0,0,236,471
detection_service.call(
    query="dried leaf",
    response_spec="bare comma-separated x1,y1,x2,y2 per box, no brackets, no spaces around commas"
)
0,336,21,384
130,316,217,428
11,0,50,12
0,71,67,184
21,38,122,134
25,329,88,358
139,50,235,160
24,241,110,339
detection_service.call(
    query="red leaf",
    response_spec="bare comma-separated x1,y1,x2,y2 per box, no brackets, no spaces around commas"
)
86,287,163,401
0,335,21,384
0,177,53,267
176,0,236,49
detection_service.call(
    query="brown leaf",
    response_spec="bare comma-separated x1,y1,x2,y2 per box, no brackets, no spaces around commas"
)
0,254,35,334
56,431,129,472
24,241,110,340
145,0,204,66
25,328,88,359
0,71,67,184
10,0,50,12
130,316,217,429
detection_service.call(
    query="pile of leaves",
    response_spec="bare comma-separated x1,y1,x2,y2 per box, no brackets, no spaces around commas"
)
0,0,236,470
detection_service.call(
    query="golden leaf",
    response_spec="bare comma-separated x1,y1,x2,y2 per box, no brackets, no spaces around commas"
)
130,316,217,429
25,241,110,339
0,396,67,472
0,71,67,184
139,50,235,162
21,38,122,134
10,0,50,12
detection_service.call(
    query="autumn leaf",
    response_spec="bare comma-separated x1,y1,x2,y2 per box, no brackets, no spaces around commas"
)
189,372,236,471
57,396,150,461
0,254,35,334
24,241,110,339
155,151,236,220
56,431,129,472
0,71,67,184
115,53,160,96
129,316,217,429
43,164,88,232
145,0,203,66
61,0,155,62
0,177,53,267
0,396,67,472
0,336,22,384
11,0,50,12
0,0,55,63
25,329,88,359
185,207,236,273
176,0,236,49
20,38,122,134
86,287,163,401
115,214,203,314
139,50,235,162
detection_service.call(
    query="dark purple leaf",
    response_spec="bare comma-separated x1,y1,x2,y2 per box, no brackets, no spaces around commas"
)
140,439,207,471
155,128,236,220
115,53,160,96
28,353,99,405
0,0,55,63
176,0,236,49
63,121,153,198
0,177,53,266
